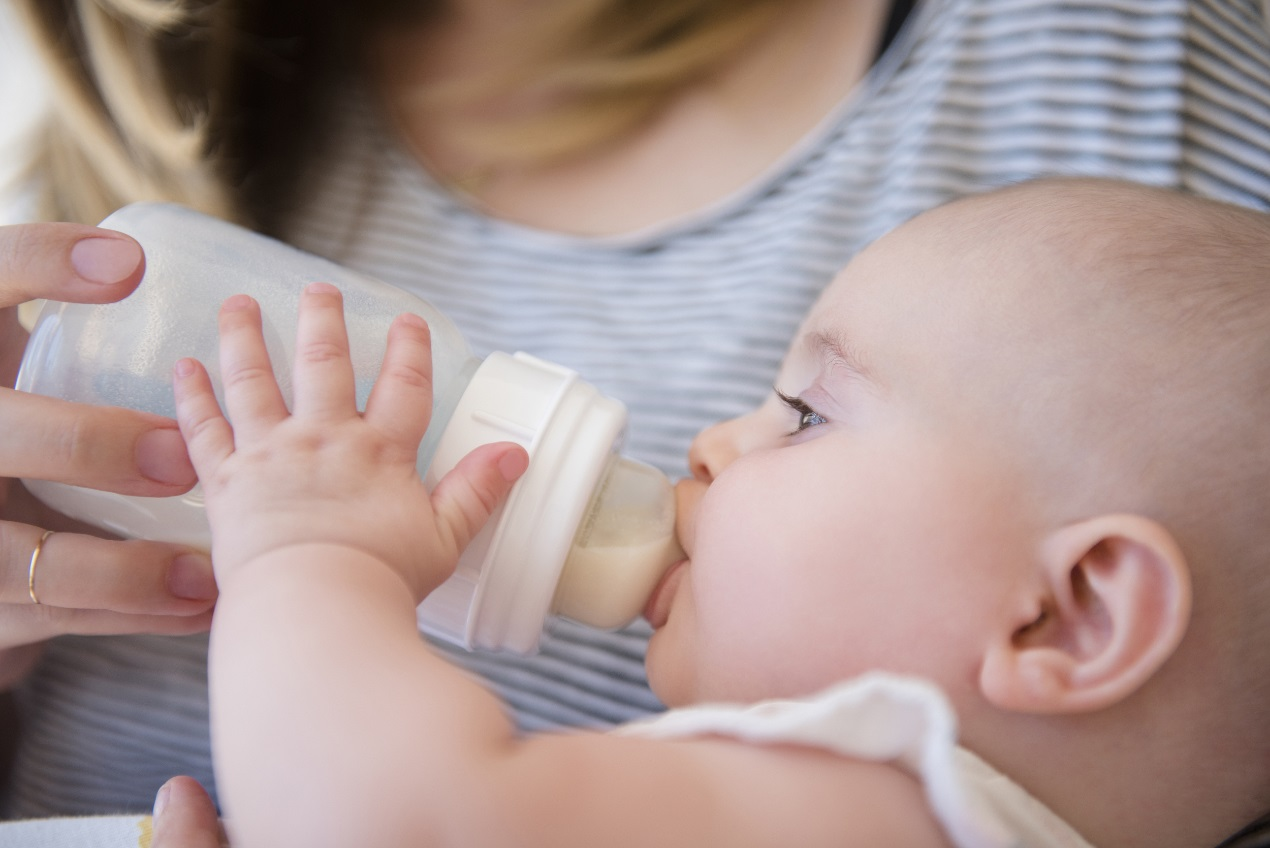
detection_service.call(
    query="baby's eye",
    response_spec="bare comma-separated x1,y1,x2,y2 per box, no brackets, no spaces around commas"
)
776,390,827,435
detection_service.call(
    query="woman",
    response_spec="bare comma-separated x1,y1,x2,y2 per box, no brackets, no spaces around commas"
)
3,0,1269,819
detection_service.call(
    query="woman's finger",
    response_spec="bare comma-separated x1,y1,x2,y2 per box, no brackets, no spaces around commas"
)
0,607,214,649
0,223,144,306
0,390,196,495
364,313,433,454
291,283,357,420
215,295,287,441
150,776,228,848
0,522,216,613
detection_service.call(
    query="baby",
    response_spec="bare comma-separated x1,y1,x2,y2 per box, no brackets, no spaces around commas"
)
173,178,1270,848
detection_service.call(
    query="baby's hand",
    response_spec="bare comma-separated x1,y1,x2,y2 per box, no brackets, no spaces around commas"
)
172,283,528,598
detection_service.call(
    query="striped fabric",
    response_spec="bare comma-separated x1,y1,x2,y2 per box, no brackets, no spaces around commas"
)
7,0,1270,817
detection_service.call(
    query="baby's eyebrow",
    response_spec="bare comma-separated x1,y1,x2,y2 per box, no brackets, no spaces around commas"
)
805,329,877,388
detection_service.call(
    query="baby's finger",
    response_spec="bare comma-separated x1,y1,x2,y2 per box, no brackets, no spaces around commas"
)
364,313,433,453
431,443,529,556
292,283,356,420
216,295,287,440
173,357,235,477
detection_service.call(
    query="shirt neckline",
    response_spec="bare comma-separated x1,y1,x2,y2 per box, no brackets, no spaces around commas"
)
371,0,935,252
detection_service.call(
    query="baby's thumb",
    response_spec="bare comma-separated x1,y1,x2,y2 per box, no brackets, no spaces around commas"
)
432,442,529,555
149,776,227,847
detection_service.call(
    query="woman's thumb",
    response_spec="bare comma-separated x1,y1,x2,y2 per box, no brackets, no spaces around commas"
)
149,776,227,848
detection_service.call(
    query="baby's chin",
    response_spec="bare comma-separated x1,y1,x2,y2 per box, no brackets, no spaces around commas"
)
643,627,695,709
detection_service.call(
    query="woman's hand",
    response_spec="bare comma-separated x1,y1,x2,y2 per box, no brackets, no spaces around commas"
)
150,777,227,848
174,284,528,600
0,223,217,687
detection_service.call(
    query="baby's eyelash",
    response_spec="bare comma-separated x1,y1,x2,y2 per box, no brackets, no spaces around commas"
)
775,389,828,434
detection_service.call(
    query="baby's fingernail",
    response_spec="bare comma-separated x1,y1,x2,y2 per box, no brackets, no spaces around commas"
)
306,281,339,295
153,779,172,818
174,358,196,379
397,312,426,329
168,553,217,601
136,428,197,486
498,448,529,482
70,236,142,285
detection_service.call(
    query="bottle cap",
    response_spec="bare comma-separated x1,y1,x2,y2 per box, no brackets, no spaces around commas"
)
418,352,675,654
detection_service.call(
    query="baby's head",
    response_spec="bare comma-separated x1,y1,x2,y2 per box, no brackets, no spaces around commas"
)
649,179,1270,806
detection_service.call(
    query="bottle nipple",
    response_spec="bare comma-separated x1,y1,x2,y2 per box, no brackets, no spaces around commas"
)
553,456,684,629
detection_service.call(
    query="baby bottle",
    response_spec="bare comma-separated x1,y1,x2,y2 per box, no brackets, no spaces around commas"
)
15,203,683,654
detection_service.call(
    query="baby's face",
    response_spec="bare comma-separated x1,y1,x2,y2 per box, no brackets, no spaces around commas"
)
645,215,1049,707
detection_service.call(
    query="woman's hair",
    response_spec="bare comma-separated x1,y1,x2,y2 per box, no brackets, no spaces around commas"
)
14,0,785,233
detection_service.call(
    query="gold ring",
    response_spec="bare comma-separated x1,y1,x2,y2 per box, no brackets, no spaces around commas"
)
28,530,53,606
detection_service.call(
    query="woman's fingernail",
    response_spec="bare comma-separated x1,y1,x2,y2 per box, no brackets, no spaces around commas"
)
168,553,217,601
70,236,142,285
153,780,172,818
136,428,196,486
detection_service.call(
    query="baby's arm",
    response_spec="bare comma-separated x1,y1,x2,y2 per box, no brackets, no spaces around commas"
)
177,285,951,848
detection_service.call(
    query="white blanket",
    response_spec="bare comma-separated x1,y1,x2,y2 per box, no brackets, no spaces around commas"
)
0,815,152,847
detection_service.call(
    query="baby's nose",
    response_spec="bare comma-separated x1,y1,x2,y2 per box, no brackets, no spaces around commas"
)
687,418,745,483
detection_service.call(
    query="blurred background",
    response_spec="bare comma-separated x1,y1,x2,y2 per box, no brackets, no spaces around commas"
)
0,0,47,221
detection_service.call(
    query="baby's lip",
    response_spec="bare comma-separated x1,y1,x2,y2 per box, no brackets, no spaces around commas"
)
642,558,688,629
673,479,703,559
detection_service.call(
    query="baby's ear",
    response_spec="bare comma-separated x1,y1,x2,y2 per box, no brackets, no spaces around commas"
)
979,515,1191,714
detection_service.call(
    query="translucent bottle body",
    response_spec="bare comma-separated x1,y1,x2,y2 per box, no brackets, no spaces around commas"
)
16,204,681,654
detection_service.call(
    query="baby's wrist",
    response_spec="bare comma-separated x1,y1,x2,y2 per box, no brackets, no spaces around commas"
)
217,542,416,605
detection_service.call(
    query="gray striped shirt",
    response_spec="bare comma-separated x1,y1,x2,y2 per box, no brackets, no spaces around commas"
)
7,0,1270,817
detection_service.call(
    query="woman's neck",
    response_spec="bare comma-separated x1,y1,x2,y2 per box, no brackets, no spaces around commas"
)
372,0,892,236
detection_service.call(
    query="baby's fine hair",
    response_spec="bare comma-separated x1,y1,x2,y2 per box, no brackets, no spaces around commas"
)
944,178,1270,707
